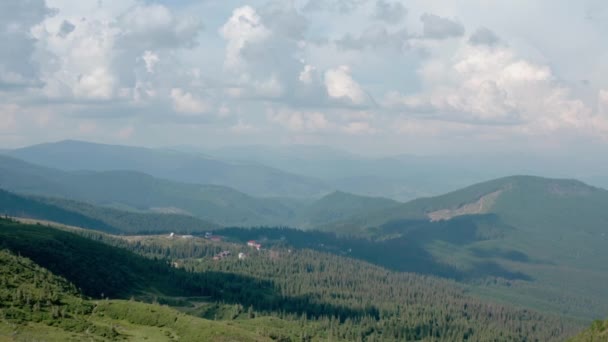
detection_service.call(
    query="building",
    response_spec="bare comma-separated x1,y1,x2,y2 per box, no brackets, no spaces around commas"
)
213,250,232,261
247,240,262,250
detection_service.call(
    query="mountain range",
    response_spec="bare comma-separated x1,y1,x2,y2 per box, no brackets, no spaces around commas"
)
0,154,399,228
2,140,608,326
7,140,330,198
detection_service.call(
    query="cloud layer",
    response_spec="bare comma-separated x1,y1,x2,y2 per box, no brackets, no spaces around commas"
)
0,0,607,154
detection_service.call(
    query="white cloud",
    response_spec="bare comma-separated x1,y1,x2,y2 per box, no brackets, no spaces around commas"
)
0,0,52,89
385,44,599,133
30,2,203,104
299,64,317,84
142,51,160,73
0,0,607,152
117,4,202,49
220,6,271,71
324,65,369,105
170,88,210,114
74,67,117,100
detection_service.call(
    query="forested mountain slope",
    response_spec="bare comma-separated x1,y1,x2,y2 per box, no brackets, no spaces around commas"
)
321,176,608,320
330,175,608,233
0,249,275,341
0,156,400,228
0,155,302,226
0,218,580,341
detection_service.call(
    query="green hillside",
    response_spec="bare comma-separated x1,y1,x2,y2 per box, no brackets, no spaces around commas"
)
569,320,608,341
295,191,400,227
329,175,608,232
0,218,580,341
0,249,275,341
322,176,608,319
7,140,329,198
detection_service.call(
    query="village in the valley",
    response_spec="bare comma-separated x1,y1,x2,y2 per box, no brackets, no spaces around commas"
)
167,231,264,263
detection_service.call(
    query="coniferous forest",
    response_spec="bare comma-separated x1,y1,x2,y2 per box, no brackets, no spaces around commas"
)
0,218,585,341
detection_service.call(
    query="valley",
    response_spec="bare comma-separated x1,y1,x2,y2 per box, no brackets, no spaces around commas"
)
0,143,607,341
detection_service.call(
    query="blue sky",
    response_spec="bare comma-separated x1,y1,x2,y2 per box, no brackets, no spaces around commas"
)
1,0,607,155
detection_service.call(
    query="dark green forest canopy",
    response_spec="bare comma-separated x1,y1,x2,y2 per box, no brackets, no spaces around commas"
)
0,219,581,341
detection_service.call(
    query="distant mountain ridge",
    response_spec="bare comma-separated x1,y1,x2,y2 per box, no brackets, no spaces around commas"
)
0,155,401,228
0,188,220,234
7,140,330,198
327,175,608,232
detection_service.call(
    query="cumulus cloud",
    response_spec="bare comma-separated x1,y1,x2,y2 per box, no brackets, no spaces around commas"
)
299,64,317,84
1,0,607,150
116,4,203,50
37,16,119,100
142,51,160,73
259,1,309,40
420,13,464,40
469,27,501,46
0,0,53,89
170,88,210,114
33,2,203,104
324,66,369,105
384,44,597,132
373,0,407,24
220,6,271,71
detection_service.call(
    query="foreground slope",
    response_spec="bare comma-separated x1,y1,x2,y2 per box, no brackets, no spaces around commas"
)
7,140,329,198
0,249,272,341
0,218,579,341
569,320,608,341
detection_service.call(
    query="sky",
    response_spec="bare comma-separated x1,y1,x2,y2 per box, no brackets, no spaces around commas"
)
1,0,608,156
